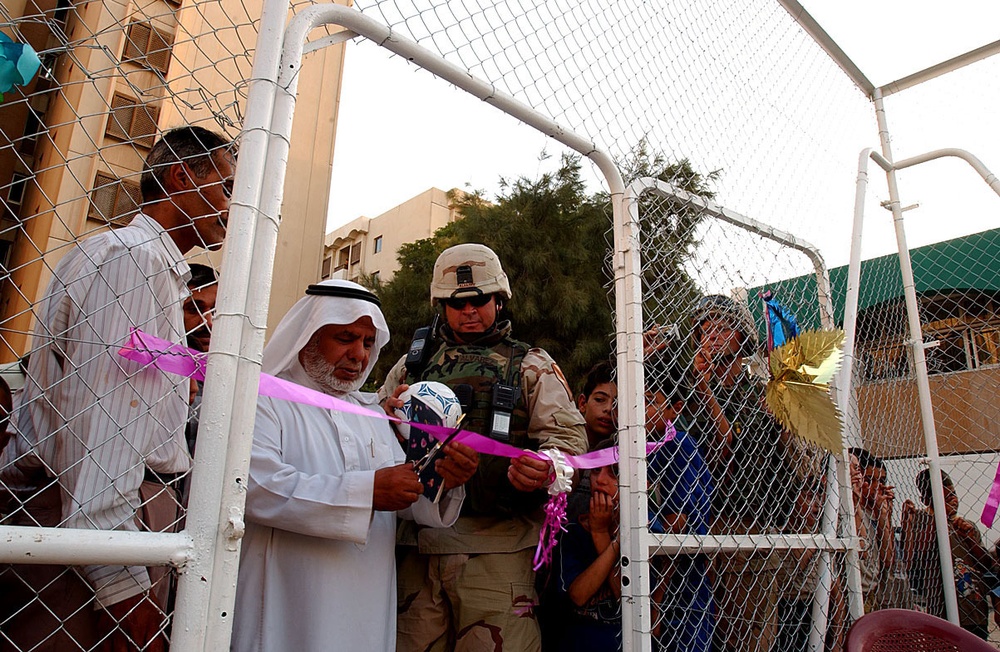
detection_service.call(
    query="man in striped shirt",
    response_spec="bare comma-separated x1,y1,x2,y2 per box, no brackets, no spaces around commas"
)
10,126,235,651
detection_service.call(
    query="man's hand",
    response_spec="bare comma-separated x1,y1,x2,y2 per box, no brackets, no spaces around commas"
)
952,516,980,544
436,441,479,489
382,383,409,417
508,454,553,492
372,463,423,511
96,593,166,652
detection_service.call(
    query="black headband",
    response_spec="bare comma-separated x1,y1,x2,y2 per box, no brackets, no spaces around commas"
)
305,284,382,307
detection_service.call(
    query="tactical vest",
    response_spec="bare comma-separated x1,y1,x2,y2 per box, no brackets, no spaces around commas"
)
415,336,540,517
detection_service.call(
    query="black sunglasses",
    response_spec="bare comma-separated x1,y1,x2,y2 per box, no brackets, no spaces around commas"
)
442,294,494,310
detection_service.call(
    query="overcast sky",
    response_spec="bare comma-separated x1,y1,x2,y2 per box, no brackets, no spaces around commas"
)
326,2,1000,266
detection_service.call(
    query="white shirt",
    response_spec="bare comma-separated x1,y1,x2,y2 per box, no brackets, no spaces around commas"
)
16,213,192,606
231,366,462,652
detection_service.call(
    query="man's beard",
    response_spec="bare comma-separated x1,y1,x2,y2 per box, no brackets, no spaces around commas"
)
299,340,365,395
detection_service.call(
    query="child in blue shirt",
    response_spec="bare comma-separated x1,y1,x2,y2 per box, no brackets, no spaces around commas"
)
645,357,715,652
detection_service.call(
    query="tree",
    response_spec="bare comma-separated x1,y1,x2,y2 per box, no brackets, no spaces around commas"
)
614,140,720,338
368,148,719,392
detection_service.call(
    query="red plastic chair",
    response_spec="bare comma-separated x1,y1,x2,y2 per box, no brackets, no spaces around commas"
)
846,609,997,651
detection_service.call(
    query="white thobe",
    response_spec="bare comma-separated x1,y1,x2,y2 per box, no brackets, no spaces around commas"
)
232,373,462,652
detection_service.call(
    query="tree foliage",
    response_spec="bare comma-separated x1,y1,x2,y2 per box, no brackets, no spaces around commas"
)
368,147,719,392
616,140,721,335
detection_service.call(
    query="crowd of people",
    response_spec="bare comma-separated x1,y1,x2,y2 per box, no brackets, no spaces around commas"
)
0,125,997,652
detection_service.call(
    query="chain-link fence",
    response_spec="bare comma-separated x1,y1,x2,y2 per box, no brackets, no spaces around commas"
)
620,178,855,652
2,0,1000,650
0,0,344,649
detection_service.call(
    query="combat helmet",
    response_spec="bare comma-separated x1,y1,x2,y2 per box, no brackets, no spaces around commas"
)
430,243,511,305
690,294,759,356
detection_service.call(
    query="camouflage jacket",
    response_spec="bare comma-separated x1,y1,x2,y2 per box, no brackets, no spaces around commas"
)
380,320,587,554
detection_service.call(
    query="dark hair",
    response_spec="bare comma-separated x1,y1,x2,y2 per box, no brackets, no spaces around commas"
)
141,126,235,201
188,263,218,290
849,447,885,472
915,468,954,506
646,351,689,405
591,437,619,475
580,360,615,398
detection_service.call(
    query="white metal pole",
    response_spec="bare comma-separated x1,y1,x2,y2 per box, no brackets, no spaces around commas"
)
890,148,1000,197
170,0,290,648
615,179,649,652
0,527,192,565
835,147,876,622
872,88,959,624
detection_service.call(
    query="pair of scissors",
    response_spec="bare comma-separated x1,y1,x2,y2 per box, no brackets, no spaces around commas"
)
412,414,466,476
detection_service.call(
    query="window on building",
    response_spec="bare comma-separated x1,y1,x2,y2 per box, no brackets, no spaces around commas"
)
105,93,160,148
6,173,28,210
336,246,349,271
19,108,45,156
371,271,380,284
4,173,29,223
374,236,382,254
350,242,362,266
858,291,1000,381
321,256,332,280
123,22,174,74
89,172,142,227
975,329,1000,367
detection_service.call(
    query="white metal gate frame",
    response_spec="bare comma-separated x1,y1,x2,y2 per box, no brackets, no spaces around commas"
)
0,3,633,649
841,139,1000,626
621,178,860,652
4,1,995,650
779,0,1000,630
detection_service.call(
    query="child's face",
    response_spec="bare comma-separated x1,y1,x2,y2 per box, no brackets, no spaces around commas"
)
644,390,678,433
578,382,618,441
699,318,743,360
591,463,619,499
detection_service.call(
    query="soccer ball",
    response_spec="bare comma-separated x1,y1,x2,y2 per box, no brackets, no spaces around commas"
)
393,381,463,439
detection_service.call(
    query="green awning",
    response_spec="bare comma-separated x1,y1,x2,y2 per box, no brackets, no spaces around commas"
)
752,227,1000,330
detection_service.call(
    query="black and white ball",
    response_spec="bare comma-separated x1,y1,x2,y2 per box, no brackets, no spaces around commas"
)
393,381,463,439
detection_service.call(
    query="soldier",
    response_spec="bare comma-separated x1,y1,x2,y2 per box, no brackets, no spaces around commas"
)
381,243,588,652
687,294,795,652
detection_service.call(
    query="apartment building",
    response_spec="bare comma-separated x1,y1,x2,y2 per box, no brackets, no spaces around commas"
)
322,187,463,284
0,0,348,360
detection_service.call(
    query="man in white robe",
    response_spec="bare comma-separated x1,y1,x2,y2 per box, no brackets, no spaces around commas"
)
232,280,476,652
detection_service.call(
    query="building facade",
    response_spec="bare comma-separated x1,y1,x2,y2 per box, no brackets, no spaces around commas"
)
322,187,463,284
0,0,348,361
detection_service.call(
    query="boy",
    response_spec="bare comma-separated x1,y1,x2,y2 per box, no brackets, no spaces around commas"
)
645,356,714,652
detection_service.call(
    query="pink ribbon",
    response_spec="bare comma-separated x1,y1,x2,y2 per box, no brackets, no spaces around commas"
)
534,492,569,571
118,329,674,469
981,461,1000,527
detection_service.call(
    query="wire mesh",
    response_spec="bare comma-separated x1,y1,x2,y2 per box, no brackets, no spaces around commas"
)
0,0,265,648
630,181,853,652
2,0,1000,650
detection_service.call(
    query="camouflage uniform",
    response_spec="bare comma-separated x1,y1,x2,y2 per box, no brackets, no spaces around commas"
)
382,320,587,652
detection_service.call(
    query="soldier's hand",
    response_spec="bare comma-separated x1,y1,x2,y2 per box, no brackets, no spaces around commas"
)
382,383,409,417
692,349,713,394
508,454,553,492
436,442,479,489
372,463,423,511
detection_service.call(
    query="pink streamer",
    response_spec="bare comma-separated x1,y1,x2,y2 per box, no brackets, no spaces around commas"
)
981,460,1000,527
119,329,674,469
121,329,676,567
533,492,568,571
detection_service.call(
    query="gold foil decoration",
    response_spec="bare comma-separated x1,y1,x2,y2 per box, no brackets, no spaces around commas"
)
765,329,846,453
